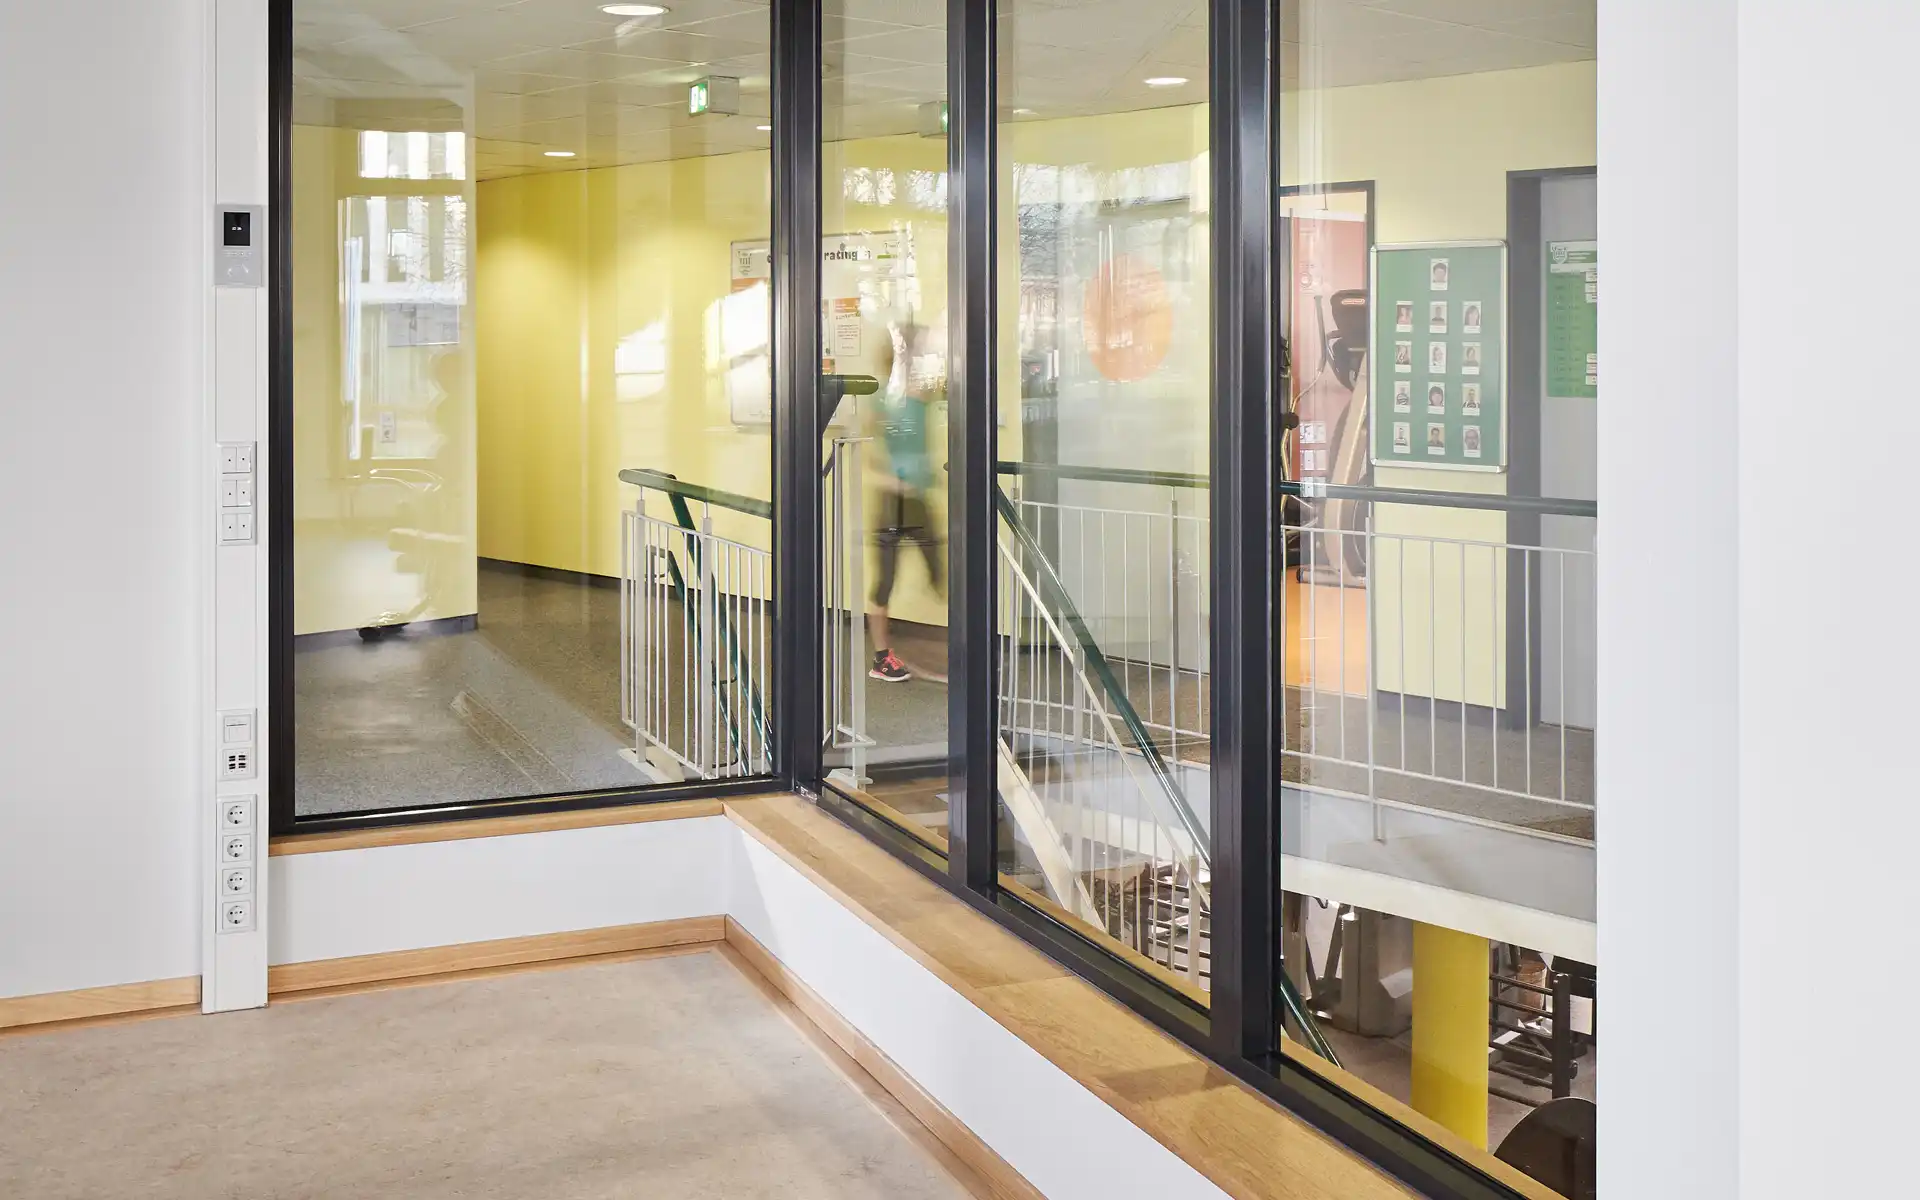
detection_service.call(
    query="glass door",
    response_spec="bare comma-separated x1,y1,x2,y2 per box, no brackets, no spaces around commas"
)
816,0,954,852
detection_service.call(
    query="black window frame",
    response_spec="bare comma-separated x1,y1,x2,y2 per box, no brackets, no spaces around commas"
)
267,0,1548,1193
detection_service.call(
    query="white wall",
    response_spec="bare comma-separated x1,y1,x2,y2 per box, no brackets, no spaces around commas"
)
1736,1,1920,1195
270,818,734,965
1597,0,1740,1193
1603,1,1920,1196
0,1,207,998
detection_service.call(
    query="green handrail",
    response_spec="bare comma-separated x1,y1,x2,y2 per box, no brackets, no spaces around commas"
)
620,468,773,519
997,458,1598,517
993,485,1210,863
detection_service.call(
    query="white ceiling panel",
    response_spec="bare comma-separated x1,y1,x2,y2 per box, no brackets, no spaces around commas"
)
558,30,766,64
827,26,948,67
475,45,695,80
830,0,946,29
1482,11,1597,48
1363,0,1589,24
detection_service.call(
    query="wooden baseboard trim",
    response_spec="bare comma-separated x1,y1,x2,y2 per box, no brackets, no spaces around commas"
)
268,916,726,996
269,797,735,857
723,918,1043,1200
0,976,200,1033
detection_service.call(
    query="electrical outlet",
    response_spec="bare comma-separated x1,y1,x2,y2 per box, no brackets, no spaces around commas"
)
219,899,255,933
220,866,253,896
220,798,255,830
220,833,252,862
220,749,254,780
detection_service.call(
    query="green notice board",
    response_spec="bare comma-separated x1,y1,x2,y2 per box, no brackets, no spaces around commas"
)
1370,241,1507,471
1546,240,1598,398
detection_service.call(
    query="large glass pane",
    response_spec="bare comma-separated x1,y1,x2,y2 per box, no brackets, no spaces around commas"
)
992,1,1213,992
817,0,952,849
1276,1,1598,1190
292,0,775,818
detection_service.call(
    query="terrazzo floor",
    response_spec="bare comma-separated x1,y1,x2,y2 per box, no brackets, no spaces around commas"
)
0,950,976,1200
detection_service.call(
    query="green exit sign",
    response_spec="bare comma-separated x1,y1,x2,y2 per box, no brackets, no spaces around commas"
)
689,76,740,116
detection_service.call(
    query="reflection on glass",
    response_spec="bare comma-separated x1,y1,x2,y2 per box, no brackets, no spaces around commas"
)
292,0,774,817
992,0,1214,994
1276,0,1598,1190
817,0,953,850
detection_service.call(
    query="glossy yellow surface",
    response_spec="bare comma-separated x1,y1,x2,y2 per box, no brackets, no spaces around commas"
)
1411,920,1492,1149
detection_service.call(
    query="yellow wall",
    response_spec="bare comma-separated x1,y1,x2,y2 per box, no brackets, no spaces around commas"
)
474,147,776,579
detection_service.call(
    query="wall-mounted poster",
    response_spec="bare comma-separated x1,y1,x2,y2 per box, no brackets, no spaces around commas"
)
1370,240,1507,471
1545,239,1598,398
726,232,917,425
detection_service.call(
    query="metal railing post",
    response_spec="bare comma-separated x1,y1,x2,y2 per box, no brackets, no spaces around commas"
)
697,508,719,775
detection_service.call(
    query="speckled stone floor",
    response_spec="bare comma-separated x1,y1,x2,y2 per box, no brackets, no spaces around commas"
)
294,567,950,817
0,951,974,1200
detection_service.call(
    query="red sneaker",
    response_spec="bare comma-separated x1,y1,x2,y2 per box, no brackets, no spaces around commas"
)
869,650,911,682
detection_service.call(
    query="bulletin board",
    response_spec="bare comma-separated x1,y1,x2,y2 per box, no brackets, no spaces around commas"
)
1370,240,1508,472
1545,239,1598,398
725,232,917,425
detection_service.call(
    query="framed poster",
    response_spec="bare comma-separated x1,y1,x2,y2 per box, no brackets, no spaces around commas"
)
1369,239,1508,471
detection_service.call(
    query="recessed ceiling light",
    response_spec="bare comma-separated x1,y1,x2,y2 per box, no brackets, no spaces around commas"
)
544,150,577,158
1144,76,1188,87
755,124,772,131
600,3,668,16
1012,107,1036,116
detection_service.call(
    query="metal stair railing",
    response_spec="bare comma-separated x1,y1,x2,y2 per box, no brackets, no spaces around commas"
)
620,468,774,782
995,471,1338,1063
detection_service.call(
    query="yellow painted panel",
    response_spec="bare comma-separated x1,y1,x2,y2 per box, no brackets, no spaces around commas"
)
1411,921,1491,1149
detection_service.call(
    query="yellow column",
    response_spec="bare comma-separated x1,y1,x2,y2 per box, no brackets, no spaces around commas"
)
1410,922,1490,1148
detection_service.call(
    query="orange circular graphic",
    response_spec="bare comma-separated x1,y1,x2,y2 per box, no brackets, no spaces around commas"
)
1082,254,1173,383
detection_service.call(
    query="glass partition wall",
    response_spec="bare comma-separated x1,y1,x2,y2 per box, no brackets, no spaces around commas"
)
990,0,1217,996
285,0,777,821
1276,2,1598,1184
275,0,1596,1193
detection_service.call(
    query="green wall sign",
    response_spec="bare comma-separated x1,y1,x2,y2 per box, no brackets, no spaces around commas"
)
1545,240,1598,399
1370,241,1507,471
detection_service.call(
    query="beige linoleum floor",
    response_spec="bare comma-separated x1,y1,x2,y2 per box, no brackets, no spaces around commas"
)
0,950,975,1200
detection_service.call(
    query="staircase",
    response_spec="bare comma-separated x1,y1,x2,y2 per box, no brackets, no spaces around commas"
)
1141,862,1210,984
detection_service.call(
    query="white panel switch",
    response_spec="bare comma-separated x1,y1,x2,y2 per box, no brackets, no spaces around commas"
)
220,710,254,745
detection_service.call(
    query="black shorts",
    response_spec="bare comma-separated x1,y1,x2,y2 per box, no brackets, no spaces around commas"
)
872,491,944,608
